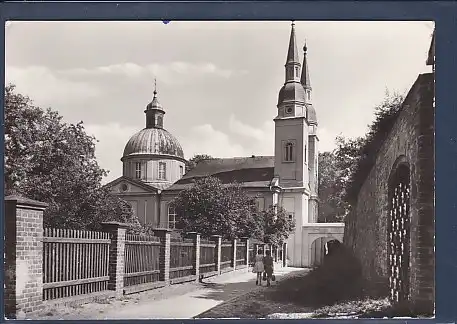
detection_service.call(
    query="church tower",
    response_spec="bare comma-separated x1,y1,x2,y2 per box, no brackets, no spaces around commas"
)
273,22,318,267
301,42,319,223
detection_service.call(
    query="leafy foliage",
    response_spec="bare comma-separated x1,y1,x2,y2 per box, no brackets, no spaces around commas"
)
186,154,215,173
261,206,295,245
345,91,404,204
4,84,134,230
170,176,263,239
317,91,404,220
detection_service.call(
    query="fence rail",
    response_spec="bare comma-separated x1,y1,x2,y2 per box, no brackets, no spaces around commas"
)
124,234,161,287
5,197,288,319
199,239,217,274
42,228,110,301
41,227,277,302
236,241,247,267
170,238,195,279
221,241,233,270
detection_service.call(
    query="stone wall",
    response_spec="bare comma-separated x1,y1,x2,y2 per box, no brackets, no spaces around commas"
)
344,72,434,312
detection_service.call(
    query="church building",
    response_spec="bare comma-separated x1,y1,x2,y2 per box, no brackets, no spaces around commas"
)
106,22,344,268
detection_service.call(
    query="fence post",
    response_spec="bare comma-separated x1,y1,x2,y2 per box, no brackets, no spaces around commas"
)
242,237,250,270
187,232,200,281
155,229,171,284
102,221,128,296
253,243,259,255
211,235,222,274
5,196,47,319
282,242,287,267
231,238,237,270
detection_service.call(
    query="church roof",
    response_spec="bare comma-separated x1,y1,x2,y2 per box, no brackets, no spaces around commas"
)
165,156,275,191
306,104,317,125
426,30,435,66
123,127,184,160
277,82,306,106
300,42,311,90
286,22,300,65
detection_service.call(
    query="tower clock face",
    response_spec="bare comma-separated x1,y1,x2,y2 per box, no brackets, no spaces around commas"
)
286,106,293,114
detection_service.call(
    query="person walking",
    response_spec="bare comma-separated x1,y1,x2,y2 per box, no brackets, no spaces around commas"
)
263,250,274,287
252,249,264,286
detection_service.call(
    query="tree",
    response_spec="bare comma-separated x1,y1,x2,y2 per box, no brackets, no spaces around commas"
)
261,206,295,245
4,84,134,230
171,176,263,239
318,151,346,222
344,91,404,204
186,154,215,173
317,91,404,221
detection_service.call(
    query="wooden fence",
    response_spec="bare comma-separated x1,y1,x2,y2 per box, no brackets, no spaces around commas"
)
40,225,276,304
41,228,285,306
220,240,233,271
42,228,110,301
170,238,195,280
236,240,247,267
199,238,217,275
4,197,288,319
124,234,161,287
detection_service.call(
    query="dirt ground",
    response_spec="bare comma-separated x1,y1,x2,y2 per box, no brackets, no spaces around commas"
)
33,280,204,320
196,270,313,319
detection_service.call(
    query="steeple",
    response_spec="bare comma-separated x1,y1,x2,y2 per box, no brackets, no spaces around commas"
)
284,22,301,83
286,22,300,65
300,41,311,90
145,79,165,129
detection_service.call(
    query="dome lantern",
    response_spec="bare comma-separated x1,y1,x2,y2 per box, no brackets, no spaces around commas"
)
145,79,165,129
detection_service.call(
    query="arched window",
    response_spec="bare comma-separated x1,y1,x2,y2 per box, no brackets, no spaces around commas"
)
295,67,299,77
168,205,178,229
284,142,294,162
135,162,142,179
158,162,166,180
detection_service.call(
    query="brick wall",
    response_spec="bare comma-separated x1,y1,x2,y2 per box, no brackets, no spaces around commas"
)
344,73,435,313
5,196,48,319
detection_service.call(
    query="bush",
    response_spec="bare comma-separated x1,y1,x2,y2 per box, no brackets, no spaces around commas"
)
302,243,364,306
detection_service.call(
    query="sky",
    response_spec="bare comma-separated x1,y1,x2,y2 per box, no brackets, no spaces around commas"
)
5,21,434,184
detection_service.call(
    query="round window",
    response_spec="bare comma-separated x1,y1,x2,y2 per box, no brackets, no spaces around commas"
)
121,183,128,192
286,107,293,113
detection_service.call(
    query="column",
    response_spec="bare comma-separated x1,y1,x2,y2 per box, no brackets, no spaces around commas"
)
212,235,222,274
187,232,200,281
242,237,250,269
154,228,172,284
232,238,237,270
5,196,47,319
102,221,128,296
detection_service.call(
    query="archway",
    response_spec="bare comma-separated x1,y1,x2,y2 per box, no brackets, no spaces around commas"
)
310,237,341,267
388,162,411,304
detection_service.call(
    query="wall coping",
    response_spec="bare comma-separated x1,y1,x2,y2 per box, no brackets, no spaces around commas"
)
302,223,345,228
101,221,129,229
5,195,48,208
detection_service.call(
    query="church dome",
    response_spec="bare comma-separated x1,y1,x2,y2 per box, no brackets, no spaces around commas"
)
123,127,184,159
277,81,306,106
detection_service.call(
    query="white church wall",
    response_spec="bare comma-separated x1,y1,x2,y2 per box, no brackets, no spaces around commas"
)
274,118,309,188
123,156,185,185
301,223,345,267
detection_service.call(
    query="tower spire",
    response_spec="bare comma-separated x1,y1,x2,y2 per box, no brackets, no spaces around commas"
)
286,21,300,65
300,40,311,90
154,78,157,95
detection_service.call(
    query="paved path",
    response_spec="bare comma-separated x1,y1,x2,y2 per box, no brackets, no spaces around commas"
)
100,265,301,319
